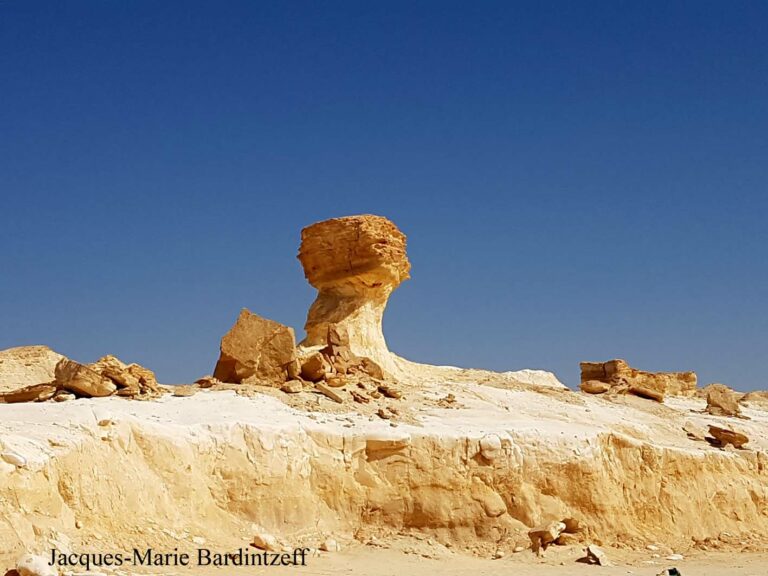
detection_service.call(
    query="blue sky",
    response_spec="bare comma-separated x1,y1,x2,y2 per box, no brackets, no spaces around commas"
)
1,2,766,389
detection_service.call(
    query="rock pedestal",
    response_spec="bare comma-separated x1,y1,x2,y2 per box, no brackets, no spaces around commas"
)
297,215,410,375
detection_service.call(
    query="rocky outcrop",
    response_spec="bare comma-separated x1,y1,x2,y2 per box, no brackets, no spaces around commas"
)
580,359,697,399
297,215,410,375
0,345,64,393
89,355,161,397
213,309,297,386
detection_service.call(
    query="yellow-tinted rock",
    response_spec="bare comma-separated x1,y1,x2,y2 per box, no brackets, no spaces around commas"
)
55,359,117,398
580,359,696,397
0,345,65,393
213,309,296,386
298,215,409,375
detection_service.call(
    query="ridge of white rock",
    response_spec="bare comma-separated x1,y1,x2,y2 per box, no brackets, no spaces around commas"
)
1,377,767,563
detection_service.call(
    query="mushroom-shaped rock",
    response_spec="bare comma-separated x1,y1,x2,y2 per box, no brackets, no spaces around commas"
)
297,215,410,375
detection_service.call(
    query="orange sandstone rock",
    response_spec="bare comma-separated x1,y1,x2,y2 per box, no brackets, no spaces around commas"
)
213,309,297,386
580,359,697,397
297,215,410,375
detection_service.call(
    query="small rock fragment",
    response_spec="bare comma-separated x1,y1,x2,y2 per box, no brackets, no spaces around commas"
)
585,544,610,566
252,529,280,552
528,521,565,556
377,384,402,399
172,385,196,397
315,382,344,403
580,380,611,394
325,375,346,388
281,380,303,394
320,538,340,552
194,375,219,388
53,391,76,402
0,384,58,404
628,385,664,402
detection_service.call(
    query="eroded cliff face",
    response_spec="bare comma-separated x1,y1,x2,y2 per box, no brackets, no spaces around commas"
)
1,383,767,562
297,215,410,375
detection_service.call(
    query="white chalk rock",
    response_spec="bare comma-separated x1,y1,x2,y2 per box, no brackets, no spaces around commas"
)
252,527,279,551
320,537,340,552
1,451,27,468
480,434,502,460
17,553,58,576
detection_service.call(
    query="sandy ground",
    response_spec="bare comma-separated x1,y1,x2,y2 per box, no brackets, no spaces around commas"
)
28,545,767,576
294,547,768,576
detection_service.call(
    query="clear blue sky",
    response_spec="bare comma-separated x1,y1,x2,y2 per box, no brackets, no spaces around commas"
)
2,2,766,390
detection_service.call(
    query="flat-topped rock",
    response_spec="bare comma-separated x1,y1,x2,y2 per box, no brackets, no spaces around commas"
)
0,345,65,393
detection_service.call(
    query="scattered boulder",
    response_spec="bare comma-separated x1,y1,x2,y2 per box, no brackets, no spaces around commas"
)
54,359,117,398
580,380,611,394
213,309,297,386
301,352,331,382
0,345,65,394
172,385,196,397
377,383,402,399
528,521,566,556
580,359,696,397
708,425,749,449
705,384,742,417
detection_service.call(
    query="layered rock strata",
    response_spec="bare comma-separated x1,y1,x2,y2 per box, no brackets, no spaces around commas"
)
580,359,697,400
